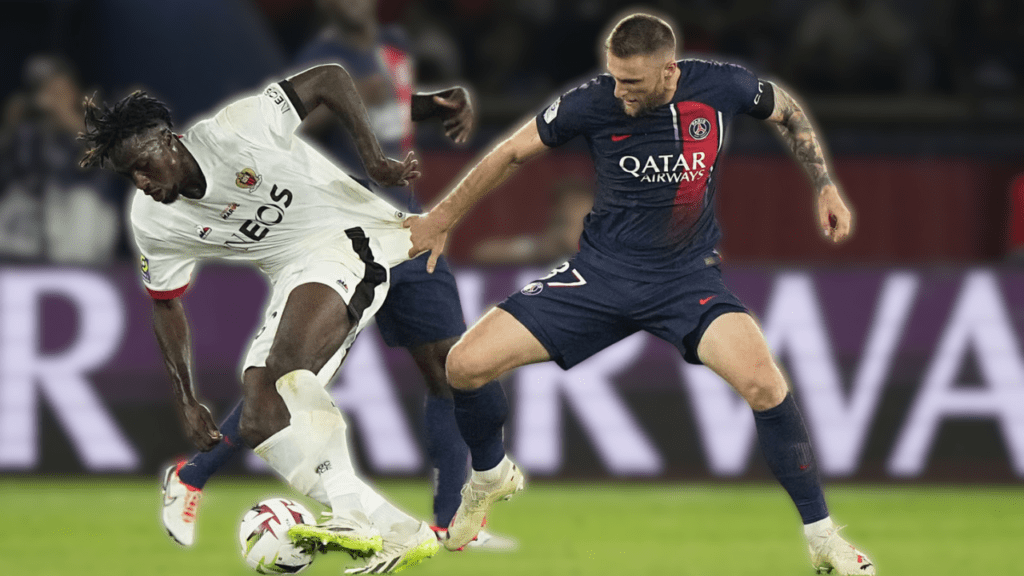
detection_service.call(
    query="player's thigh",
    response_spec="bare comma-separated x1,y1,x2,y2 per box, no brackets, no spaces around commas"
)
245,230,390,383
267,282,350,377
495,258,636,370
697,312,788,410
376,253,467,349
447,306,551,387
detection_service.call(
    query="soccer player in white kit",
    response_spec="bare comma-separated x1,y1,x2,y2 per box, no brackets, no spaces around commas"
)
81,64,438,574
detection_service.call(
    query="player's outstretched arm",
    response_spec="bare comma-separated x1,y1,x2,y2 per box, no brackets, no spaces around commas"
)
405,118,549,272
152,297,221,451
411,87,474,143
765,83,852,243
288,64,419,187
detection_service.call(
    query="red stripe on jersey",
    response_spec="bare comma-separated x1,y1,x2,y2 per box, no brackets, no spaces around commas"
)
380,44,415,152
147,284,188,300
673,101,719,206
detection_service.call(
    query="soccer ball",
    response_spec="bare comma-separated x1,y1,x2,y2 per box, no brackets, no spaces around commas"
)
238,497,317,574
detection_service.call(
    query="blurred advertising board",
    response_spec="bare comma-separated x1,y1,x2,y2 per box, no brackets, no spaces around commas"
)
1,264,1022,481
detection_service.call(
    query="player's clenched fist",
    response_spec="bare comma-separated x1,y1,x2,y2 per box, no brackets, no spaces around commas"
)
817,183,852,243
404,212,449,274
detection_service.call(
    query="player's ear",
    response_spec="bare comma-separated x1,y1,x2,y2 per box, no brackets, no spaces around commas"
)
664,59,676,79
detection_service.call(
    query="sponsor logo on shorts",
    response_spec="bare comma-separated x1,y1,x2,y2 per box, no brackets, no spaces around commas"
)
235,168,262,191
140,255,150,282
689,117,711,140
220,203,239,219
521,281,544,295
196,226,212,240
315,460,331,474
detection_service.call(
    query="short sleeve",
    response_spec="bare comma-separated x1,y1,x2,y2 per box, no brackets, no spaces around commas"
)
720,63,774,119
215,81,308,148
132,227,196,299
534,79,600,148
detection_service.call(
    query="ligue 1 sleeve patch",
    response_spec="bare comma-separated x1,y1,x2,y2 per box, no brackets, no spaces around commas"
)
543,97,561,124
140,254,151,283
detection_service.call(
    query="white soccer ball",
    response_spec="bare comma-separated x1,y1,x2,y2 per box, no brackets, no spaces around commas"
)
238,497,317,574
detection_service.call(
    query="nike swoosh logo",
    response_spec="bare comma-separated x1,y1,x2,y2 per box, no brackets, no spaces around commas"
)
699,296,716,305
611,134,631,141
162,468,177,506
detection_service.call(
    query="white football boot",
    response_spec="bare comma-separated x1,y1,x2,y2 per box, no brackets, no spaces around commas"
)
444,457,525,551
288,510,383,557
432,522,518,552
465,528,519,552
345,521,439,574
161,461,202,547
807,521,876,575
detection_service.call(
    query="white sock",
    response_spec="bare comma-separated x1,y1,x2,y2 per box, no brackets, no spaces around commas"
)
804,516,835,539
276,369,418,533
253,425,328,506
472,456,510,484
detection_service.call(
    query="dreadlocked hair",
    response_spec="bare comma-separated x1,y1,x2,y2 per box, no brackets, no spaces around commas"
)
79,90,173,168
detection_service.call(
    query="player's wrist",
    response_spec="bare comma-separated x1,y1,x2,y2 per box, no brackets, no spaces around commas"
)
815,175,835,195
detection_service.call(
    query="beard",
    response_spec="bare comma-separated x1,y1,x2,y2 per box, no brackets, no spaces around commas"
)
618,90,664,117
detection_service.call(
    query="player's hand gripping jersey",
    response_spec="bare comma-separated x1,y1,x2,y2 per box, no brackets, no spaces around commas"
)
535,59,773,281
131,81,414,298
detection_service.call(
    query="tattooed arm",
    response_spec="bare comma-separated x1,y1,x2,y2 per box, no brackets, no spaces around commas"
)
765,83,852,243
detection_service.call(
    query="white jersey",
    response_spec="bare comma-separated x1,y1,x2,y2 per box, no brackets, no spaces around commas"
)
130,81,414,298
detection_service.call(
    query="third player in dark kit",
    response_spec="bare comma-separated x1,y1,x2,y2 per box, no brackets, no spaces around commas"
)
408,13,875,576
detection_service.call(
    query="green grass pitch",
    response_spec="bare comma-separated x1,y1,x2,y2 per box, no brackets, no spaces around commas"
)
2,477,1020,575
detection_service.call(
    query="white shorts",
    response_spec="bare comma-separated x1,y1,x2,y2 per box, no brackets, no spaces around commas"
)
242,228,391,385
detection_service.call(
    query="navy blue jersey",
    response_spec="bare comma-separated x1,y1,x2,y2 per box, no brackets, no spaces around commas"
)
295,26,420,212
535,59,772,280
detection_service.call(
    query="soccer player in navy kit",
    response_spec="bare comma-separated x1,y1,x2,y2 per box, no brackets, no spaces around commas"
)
408,13,875,576
161,0,515,553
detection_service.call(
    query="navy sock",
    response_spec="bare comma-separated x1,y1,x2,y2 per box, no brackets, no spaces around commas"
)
424,395,469,527
753,394,829,524
452,381,508,472
177,401,245,489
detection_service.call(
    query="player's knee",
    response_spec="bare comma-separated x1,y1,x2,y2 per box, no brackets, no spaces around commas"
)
445,341,490,391
735,363,788,411
264,348,309,383
412,338,457,398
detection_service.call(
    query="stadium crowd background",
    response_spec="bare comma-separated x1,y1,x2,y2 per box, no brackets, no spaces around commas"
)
2,0,1023,266
0,0,1023,486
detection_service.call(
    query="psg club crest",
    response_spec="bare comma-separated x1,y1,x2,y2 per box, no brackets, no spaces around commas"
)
521,281,544,296
689,117,711,140
235,168,262,191
139,255,150,282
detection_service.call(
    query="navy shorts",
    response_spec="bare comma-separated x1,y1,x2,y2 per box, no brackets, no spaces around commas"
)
375,253,467,348
497,257,747,369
